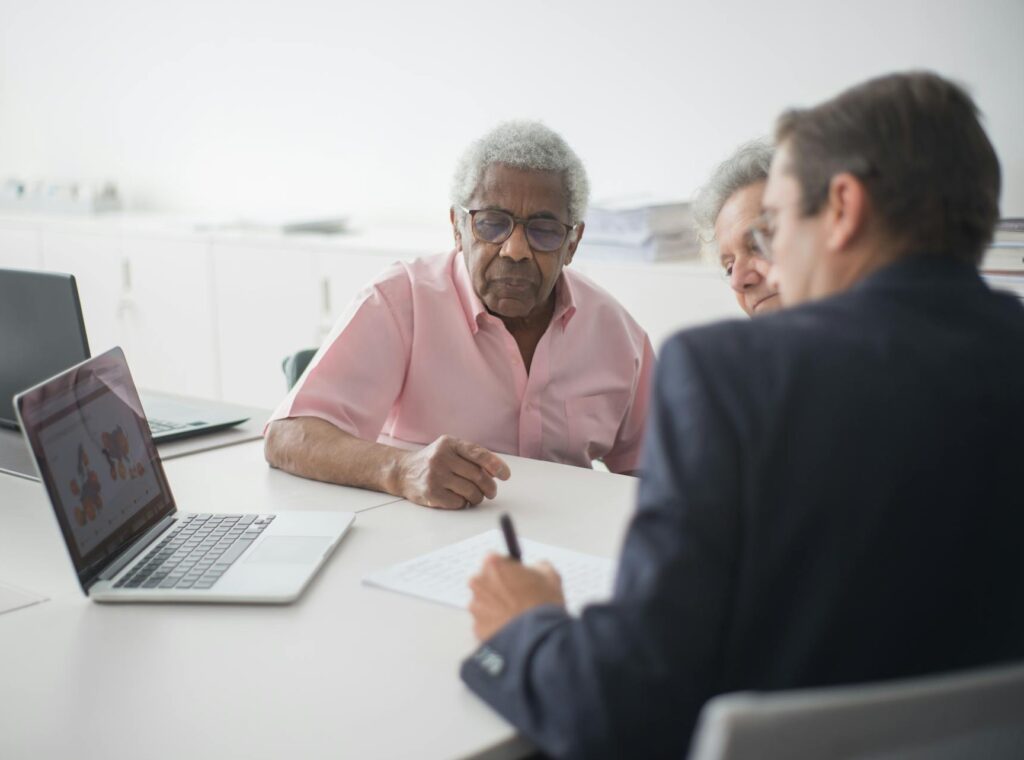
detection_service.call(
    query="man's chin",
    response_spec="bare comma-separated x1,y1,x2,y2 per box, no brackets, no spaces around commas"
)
486,298,535,320
751,293,781,315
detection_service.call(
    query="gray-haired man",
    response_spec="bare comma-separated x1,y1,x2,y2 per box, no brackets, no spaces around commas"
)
265,121,655,509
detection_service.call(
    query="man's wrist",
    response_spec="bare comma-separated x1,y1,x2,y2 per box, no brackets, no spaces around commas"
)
381,448,408,499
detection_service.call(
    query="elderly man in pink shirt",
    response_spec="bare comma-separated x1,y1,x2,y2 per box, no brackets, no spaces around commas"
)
265,121,655,509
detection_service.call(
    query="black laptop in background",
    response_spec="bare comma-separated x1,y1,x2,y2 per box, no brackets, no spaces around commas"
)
0,268,249,440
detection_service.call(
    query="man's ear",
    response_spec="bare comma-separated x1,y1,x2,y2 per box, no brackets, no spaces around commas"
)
450,207,463,252
564,221,584,266
824,173,868,253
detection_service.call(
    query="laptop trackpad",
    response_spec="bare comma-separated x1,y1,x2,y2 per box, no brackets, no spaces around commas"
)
246,536,332,564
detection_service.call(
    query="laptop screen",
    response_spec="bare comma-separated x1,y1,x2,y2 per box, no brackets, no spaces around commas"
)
15,347,176,591
0,269,90,428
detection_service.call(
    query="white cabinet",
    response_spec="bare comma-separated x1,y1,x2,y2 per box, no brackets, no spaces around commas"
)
40,228,220,399
0,224,42,271
117,234,219,399
212,241,320,408
574,260,743,351
40,228,124,357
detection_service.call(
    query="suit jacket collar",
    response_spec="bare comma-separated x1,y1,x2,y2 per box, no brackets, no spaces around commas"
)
852,254,982,295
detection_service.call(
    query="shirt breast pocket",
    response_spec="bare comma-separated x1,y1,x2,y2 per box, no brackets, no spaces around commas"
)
565,392,630,464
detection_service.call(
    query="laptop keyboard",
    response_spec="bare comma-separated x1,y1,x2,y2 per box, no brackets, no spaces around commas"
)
113,514,276,591
147,418,188,434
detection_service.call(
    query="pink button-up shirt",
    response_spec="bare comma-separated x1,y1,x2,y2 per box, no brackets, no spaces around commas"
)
268,250,655,473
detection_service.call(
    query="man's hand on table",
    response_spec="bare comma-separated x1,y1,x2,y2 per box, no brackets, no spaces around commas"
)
468,553,566,641
396,435,510,509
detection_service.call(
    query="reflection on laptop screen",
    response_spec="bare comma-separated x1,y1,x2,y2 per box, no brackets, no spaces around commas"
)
38,377,164,557
16,348,176,587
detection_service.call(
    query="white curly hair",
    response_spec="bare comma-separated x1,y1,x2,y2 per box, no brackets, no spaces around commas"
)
692,139,774,258
450,120,590,224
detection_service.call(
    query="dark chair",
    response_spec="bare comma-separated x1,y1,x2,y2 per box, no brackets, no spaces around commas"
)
281,349,318,390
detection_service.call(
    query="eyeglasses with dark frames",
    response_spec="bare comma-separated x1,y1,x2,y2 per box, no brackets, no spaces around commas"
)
459,205,577,253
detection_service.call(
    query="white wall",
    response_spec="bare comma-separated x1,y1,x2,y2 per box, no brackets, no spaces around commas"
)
1,0,1021,228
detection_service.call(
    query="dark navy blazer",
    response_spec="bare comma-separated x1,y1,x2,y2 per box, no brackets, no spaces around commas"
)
461,256,1024,759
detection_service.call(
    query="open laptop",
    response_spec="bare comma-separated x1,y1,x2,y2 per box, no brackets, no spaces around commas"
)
0,267,249,441
15,347,354,603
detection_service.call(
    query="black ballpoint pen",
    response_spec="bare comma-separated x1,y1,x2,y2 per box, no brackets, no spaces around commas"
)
499,513,522,562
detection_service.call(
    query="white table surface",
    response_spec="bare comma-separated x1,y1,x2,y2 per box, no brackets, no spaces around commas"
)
161,438,404,515
0,451,639,760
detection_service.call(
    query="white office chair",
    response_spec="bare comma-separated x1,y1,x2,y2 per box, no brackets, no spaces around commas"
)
688,661,1024,760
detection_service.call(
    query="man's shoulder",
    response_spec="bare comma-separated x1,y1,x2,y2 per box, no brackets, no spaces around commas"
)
365,251,455,301
662,271,1024,389
661,297,855,382
665,303,798,353
401,250,457,279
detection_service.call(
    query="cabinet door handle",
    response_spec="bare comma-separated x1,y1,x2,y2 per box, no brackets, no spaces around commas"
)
321,277,331,316
116,293,138,319
121,258,132,293
116,259,136,319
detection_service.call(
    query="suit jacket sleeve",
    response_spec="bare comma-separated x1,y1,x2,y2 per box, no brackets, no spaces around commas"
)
461,333,742,759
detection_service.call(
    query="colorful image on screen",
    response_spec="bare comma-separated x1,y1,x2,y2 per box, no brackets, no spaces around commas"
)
38,388,163,557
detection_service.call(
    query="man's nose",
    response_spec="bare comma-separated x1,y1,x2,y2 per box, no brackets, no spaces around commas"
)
499,223,533,262
729,255,763,293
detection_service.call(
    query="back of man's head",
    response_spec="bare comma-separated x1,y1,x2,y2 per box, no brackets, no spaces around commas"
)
775,71,1001,265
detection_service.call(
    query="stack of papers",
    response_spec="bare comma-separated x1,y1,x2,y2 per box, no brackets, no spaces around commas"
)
583,198,699,262
983,219,1024,272
363,529,616,615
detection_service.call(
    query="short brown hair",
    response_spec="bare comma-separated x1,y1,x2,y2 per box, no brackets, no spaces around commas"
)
775,71,1001,264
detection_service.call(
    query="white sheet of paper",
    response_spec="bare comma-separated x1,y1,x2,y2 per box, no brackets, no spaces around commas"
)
0,582,48,617
363,529,615,614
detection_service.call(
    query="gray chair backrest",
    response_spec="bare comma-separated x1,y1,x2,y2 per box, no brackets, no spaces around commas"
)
689,661,1024,760
281,349,318,390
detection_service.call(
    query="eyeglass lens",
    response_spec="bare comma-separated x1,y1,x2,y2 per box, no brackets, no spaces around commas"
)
473,210,567,252
750,226,772,260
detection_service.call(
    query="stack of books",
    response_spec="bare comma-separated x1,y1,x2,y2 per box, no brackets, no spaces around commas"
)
581,199,698,262
983,218,1024,273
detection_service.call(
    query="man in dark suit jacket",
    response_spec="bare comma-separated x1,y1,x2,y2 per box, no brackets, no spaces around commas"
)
460,72,1024,759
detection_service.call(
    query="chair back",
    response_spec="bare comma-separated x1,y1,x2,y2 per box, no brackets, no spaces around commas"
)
281,348,318,390
689,661,1024,760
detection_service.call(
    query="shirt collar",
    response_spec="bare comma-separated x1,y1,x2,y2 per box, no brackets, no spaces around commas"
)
553,269,578,328
452,250,578,334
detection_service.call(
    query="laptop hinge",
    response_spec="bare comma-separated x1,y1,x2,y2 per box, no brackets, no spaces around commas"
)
94,515,177,583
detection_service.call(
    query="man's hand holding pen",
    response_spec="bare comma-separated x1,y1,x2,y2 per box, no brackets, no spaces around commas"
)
467,514,566,641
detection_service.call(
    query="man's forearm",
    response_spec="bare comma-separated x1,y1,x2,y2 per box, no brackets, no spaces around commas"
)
264,417,407,496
